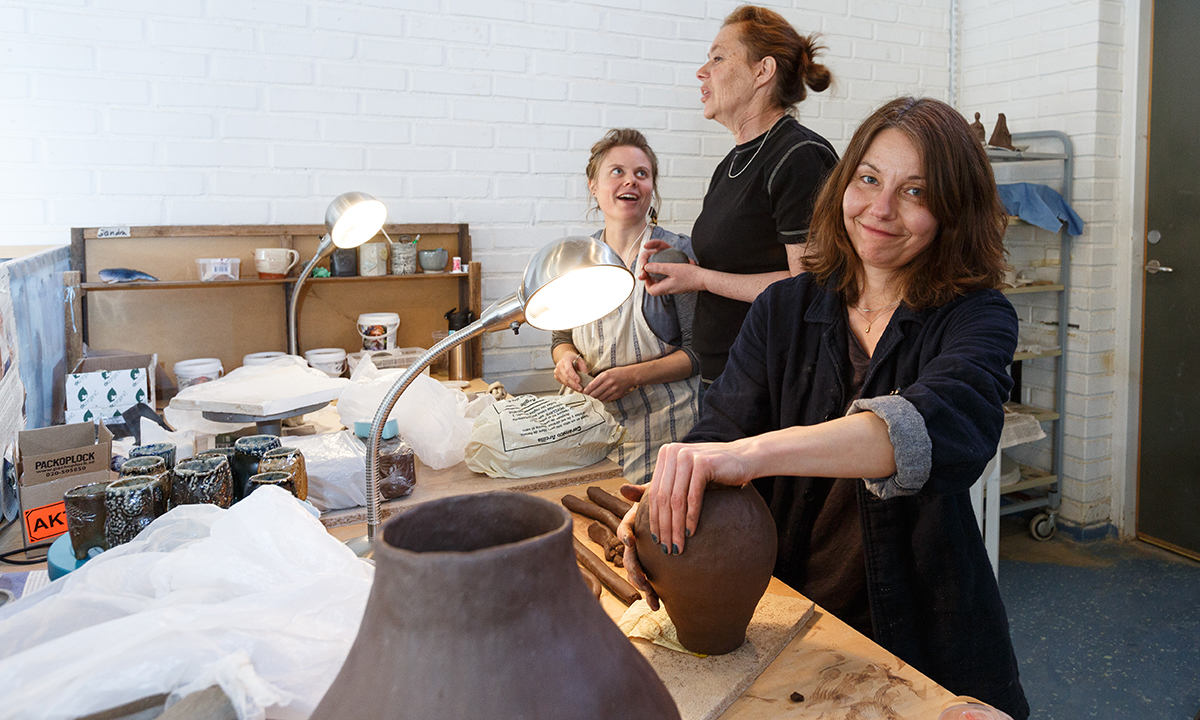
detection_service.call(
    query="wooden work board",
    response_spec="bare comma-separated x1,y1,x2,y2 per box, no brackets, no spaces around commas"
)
68,224,481,385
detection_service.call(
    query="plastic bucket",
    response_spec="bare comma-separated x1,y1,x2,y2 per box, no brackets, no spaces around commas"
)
174,358,223,389
305,348,347,378
242,351,287,367
358,312,400,351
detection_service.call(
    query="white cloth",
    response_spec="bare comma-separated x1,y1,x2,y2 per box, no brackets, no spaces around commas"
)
568,239,702,484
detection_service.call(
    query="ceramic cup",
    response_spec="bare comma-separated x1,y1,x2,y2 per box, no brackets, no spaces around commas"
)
389,236,417,275
330,247,358,277
358,242,389,277
173,455,234,508
418,248,448,273
64,481,112,560
255,247,300,279
232,435,282,500
104,475,169,548
129,442,177,470
119,455,172,508
258,446,308,501
249,470,297,497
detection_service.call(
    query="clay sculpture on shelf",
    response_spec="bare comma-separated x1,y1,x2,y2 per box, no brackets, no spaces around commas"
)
634,484,777,655
988,112,1015,151
970,112,986,144
312,492,679,720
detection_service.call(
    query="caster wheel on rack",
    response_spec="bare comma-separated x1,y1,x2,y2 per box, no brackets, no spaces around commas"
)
1029,513,1056,541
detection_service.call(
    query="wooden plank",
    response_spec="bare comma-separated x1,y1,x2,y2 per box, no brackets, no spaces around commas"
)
64,271,83,375
80,223,466,240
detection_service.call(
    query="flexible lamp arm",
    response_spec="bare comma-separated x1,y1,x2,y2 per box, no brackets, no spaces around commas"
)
288,233,335,356
362,292,525,539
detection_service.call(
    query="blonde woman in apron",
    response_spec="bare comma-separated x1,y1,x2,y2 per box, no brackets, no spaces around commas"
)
552,129,702,485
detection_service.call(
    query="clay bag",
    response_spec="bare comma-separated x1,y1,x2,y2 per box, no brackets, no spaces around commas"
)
464,394,625,478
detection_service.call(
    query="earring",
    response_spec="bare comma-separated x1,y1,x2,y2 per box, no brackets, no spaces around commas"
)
648,206,659,226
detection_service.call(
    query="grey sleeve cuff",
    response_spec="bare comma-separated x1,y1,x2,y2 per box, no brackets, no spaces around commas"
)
550,329,575,352
847,394,932,500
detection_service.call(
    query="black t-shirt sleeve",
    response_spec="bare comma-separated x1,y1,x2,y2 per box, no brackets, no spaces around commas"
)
770,140,839,245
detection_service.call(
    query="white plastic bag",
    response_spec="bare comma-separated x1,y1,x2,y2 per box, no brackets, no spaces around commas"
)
336,357,472,469
0,488,373,720
464,394,625,478
284,430,368,511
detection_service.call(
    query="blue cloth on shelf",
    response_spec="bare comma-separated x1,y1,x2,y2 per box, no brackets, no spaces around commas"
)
997,183,1083,236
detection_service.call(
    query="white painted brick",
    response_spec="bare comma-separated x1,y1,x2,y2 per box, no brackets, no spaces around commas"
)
0,72,28,99
29,10,143,42
108,109,212,138
447,47,528,74
95,0,203,15
538,201,590,224
530,150,584,174
645,0,703,17
99,170,204,195
497,125,570,150
493,23,568,52
322,118,411,145
446,0,527,22
263,30,356,59
0,138,37,164
0,199,45,225
535,55,606,81
274,145,364,170
644,38,702,64
152,20,253,50
602,108,670,132
569,81,638,106
459,200,535,224
411,71,491,97
872,63,920,85
213,172,309,197
167,199,271,225
414,124,493,148
531,103,602,127
210,0,306,27
166,141,268,167
318,63,407,92
0,40,93,71
46,139,155,166
268,88,358,115
50,198,164,227
157,82,258,109
365,147,450,173
99,47,206,77
35,75,149,105
571,31,640,59
877,24,922,46
610,60,675,87
407,176,490,199
212,56,314,85
408,15,489,45
536,4,603,30
494,177,568,200
900,45,947,68
0,7,25,32
225,114,318,141
362,94,447,119
454,150,530,174
453,98,526,123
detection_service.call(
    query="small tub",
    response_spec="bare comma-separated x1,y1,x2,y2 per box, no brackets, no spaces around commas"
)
357,312,400,351
174,358,223,389
196,258,241,282
305,348,347,378
243,351,288,367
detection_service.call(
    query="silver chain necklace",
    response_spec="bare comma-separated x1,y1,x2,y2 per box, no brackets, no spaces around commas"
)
727,115,787,179
851,299,902,334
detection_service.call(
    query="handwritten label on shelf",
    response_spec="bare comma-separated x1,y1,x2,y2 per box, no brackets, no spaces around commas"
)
97,226,131,238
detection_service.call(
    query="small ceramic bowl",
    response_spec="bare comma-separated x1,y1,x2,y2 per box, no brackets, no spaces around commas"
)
418,248,448,273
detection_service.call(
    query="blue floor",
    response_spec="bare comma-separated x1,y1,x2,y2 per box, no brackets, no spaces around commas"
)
998,516,1200,720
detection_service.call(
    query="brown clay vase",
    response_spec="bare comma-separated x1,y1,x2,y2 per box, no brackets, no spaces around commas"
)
311,491,680,720
635,484,777,655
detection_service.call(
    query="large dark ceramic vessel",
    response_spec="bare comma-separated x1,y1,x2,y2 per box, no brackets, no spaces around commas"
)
312,492,680,720
634,484,777,655
232,435,281,500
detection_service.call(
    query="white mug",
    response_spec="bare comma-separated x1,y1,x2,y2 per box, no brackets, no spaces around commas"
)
255,248,300,279
358,242,389,277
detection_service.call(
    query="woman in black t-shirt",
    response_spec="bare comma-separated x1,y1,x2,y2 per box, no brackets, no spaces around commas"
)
640,5,838,383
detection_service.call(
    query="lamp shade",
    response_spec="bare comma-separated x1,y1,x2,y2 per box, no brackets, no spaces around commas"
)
518,236,634,331
325,191,387,248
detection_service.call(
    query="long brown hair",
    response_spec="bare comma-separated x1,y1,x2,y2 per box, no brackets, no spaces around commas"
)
585,128,661,219
723,5,832,111
806,97,1008,309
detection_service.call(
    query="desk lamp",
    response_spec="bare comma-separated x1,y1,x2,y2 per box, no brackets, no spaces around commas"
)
288,192,388,355
344,236,635,557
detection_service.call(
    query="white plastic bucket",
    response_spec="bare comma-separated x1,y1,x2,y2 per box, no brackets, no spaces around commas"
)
173,358,223,389
305,348,347,378
357,312,400,351
242,351,287,367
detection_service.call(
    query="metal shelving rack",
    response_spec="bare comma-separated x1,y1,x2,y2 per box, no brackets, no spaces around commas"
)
989,131,1073,540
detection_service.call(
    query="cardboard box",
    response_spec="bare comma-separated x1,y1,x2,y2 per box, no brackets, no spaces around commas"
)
17,423,114,547
66,353,157,414
65,406,126,425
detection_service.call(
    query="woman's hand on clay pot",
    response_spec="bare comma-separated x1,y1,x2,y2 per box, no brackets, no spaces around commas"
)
646,441,755,556
583,366,640,403
638,239,702,297
554,352,588,393
616,483,659,611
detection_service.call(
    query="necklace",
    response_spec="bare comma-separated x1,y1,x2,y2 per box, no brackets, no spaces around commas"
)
727,115,787,179
602,222,651,270
851,299,901,333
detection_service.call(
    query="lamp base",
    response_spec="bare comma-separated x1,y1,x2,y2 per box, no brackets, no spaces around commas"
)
345,535,373,559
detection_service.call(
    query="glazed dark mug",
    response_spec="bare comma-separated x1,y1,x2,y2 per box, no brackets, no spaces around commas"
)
129,442,177,470
119,455,172,506
64,481,113,560
258,447,307,501
173,455,234,508
232,435,282,500
104,475,169,548
249,470,297,497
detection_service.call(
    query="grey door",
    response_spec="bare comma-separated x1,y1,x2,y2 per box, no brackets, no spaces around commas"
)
1138,0,1200,558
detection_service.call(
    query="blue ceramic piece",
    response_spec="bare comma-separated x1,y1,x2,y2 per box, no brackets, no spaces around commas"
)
97,268,159,283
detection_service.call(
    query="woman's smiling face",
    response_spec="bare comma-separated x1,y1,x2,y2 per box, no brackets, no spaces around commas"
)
842,128,940,272
589,144,655,224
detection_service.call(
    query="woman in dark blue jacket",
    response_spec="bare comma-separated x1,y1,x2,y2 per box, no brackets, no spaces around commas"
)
619,97,1030,719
